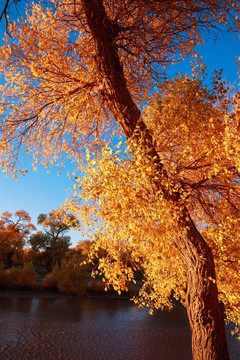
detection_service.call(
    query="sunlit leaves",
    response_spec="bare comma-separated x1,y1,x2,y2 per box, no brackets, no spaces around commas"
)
0,1,113,174
0,0,240,343
65,72,240,328
64,143,185,309
0,1,240,175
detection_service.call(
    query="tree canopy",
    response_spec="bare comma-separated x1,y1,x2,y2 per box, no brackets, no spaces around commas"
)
65,71,240,320
0,0,239,173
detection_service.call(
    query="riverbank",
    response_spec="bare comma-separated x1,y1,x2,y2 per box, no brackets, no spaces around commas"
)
0,287,132,300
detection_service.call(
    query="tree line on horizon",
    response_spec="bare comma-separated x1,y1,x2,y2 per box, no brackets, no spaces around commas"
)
0,209,81,268
0,209,141,296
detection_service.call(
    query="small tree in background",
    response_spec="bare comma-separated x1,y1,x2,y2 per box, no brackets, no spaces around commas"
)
29,211,77,269
0,210,36,267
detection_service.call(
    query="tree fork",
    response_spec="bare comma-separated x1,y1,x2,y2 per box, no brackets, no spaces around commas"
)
81,1,230,358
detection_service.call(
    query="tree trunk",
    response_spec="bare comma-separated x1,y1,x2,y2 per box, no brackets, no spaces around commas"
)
177,214,230,360
81,1,230,358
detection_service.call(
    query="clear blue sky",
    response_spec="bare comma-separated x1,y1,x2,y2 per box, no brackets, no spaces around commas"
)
0,7,239,247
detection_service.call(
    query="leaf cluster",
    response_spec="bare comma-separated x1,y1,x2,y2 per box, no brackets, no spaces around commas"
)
64,73,240,326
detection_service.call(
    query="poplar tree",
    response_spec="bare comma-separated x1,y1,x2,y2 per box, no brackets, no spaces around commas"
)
0,1,240,358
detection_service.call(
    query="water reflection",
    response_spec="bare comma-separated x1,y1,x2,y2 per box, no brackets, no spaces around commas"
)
0,294,239,360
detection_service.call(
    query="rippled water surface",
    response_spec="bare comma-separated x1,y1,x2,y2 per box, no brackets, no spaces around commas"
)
0,293,239,360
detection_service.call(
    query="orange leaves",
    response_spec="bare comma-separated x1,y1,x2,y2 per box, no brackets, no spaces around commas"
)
0,0,239,176
0,2,113,174
0,0,240,332
63,142,185,307
145,72,240,226
64,68,240,320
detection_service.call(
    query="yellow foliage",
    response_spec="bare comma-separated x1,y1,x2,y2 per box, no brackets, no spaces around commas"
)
0,0,240,348
64,73,240,327
65,143,186,309
0,1,239,175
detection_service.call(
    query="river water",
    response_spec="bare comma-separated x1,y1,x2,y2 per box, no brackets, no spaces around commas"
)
0,293,239,360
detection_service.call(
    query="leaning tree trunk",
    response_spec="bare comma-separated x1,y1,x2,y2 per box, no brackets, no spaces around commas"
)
81,1,230,358
177,211,229,360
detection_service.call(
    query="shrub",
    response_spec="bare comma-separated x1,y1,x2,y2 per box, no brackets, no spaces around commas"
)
0,263,37,289
86,279,106,294
0,267,19,289
41,265,60,289
57,259,89,296
18,263,37,288
0,262,5,283
41,260,89,296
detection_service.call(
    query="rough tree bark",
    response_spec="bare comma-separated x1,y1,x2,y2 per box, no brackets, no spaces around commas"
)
81,1,230,359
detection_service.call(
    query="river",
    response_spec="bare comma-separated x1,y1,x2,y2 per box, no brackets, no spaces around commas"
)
0,293,239,360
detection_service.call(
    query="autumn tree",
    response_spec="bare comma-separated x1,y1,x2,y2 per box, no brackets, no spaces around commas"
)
66,239,92,260
0,1,240,359
0,0,20,29
28,211,76,269
0,210,35,266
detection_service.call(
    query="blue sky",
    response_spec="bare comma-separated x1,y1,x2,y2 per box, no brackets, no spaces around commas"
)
0,8,239,247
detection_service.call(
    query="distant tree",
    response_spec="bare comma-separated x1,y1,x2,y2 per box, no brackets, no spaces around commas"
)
0,210,35,266
28,211,77,269
75,240,92,258
66,240,91,261
36,211,77,240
